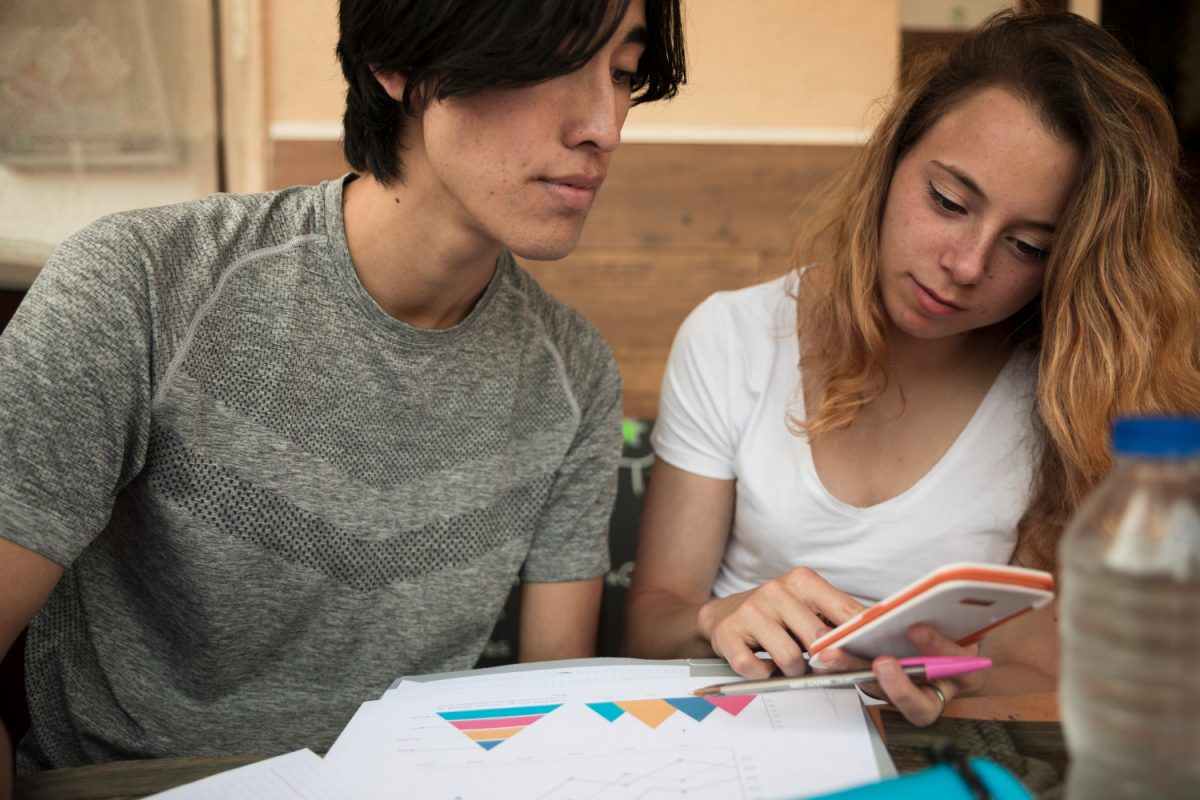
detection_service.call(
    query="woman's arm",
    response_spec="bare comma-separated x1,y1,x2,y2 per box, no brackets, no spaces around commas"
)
622,461,735,660
623,461,865,679
973,603,1058,694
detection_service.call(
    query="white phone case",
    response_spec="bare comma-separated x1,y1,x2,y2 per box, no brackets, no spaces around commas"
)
808,562,1055,660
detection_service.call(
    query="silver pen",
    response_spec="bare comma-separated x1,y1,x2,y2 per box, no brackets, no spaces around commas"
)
692,656,991,697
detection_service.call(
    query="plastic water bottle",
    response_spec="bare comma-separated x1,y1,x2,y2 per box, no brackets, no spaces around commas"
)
1059,416,1200,799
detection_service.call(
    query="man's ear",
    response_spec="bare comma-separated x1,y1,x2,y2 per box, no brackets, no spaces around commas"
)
371,65,407,103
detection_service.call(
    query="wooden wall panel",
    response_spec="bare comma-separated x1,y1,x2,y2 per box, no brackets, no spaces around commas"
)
519,249,770,419
575,144,856,255
270,140,858,417
271,139,348,191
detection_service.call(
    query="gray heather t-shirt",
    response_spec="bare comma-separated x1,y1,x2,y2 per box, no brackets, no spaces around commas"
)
0,176,619,771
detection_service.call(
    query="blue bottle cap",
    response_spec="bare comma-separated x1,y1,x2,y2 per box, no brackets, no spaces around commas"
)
1112,416,1200,457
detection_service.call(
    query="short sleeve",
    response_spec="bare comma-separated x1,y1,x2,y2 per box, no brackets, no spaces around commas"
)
651,294,740,479
520,334,621,583
0,221,154,565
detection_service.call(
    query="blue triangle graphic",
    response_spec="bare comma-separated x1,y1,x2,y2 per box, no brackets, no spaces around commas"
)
586,701,627,722
477,740,502,750
665,696,718,722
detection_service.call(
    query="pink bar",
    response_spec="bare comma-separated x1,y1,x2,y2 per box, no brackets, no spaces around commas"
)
449,715,543,730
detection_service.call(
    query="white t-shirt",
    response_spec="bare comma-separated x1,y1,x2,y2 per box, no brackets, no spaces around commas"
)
651,272,1038,604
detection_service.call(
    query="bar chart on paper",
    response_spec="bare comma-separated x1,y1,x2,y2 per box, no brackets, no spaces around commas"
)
325,675,881,800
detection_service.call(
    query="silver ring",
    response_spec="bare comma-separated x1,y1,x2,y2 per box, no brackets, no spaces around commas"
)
928,683,947,718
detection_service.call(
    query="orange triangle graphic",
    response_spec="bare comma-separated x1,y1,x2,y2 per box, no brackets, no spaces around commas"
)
615,699,677,729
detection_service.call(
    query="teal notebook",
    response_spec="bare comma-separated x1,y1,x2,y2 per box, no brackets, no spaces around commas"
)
807,757,1032,800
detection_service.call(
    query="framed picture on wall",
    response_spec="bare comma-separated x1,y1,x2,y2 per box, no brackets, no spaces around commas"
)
0,0,178,167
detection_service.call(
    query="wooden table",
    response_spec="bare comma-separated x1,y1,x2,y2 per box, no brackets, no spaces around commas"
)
872,691,1067,787
14,693,1066,800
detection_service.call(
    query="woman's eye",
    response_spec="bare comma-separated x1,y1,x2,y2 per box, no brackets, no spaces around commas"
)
927,184,966,214
1012,238,1049,261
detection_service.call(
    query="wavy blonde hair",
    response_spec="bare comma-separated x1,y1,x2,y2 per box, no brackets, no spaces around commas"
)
794,10,1200,570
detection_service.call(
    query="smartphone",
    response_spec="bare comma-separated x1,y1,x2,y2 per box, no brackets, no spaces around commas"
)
808,562,1055,660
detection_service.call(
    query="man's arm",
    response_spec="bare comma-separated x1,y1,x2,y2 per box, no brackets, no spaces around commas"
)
1,537,63,798
517,577,604,662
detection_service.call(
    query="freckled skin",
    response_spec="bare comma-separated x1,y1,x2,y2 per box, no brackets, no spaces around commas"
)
383,0,647,264
342,0,648,327
877,87,1081,344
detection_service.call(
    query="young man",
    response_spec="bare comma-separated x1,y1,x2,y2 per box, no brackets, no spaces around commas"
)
0,0,685,783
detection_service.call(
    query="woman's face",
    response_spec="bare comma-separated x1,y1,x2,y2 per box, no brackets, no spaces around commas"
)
877,87,1081,344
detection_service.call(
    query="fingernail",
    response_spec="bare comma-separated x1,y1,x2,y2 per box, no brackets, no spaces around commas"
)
911,628,930,646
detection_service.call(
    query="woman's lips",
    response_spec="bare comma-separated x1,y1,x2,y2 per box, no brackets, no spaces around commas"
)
911,278,964,315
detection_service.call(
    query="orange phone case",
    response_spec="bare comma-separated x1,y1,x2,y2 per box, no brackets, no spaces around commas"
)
808,562,1055,660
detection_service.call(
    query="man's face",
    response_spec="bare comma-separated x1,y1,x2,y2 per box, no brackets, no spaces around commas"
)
402,0,647,261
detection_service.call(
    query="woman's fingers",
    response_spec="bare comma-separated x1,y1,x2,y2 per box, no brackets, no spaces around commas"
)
907,625,987,694
708,566,866,678
710,596,805,678
872,656,949,727
865,626,985,726
809,646,869,672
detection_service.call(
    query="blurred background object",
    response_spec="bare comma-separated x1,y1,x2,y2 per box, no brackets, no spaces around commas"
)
0,0,218,287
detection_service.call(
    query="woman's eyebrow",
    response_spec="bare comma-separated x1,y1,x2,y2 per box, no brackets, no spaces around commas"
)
933,160,986,200
931,159,1058,233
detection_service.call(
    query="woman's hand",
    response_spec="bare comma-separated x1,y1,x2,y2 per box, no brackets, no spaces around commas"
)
818,624,985,727
698,566,865,679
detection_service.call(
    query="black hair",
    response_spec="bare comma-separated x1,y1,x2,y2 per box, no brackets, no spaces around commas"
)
337,0,686,185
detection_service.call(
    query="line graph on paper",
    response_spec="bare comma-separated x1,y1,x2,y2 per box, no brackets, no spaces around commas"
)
324,677,877,799
405,747,754,800
534,749,747,800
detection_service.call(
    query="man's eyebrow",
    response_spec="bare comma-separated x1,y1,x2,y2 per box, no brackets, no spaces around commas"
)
621,24,648,47
932,159,1058,233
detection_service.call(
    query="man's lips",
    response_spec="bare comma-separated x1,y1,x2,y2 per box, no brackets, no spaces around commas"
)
543,173,604,190
538,174,604,211
912,278,965,314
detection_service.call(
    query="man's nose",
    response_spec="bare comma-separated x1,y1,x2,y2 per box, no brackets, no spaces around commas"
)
563,70,626,154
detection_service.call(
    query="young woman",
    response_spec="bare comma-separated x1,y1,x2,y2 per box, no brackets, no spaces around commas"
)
623,9,1200,726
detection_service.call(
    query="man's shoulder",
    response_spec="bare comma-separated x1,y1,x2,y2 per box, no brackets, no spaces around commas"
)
501,260,612,356
28,181,340,340
497,259,620,397
83,181,330,257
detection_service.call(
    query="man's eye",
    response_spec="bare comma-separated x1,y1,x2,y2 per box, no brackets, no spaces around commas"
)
612,69,634,86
